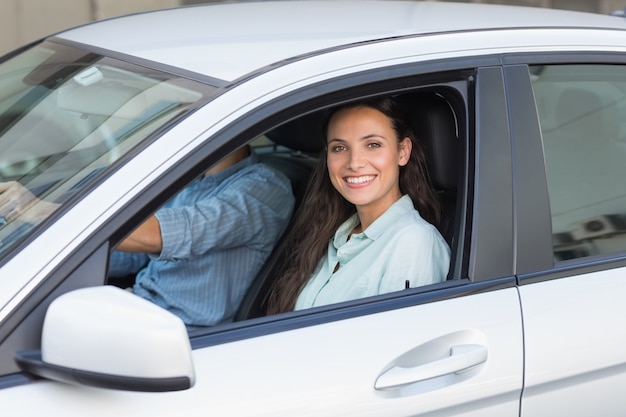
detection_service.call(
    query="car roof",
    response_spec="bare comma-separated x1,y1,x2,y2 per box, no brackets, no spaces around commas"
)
55,0,626,82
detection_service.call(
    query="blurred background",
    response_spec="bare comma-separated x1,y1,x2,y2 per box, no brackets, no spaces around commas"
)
1,0,625,55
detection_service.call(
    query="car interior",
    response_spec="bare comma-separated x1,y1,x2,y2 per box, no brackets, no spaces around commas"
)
235,90,462,320
106,89,463,323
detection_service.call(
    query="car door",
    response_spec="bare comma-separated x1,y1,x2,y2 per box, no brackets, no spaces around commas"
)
0,63,524,416
505,60,626,416
1,289,522,417
185,66,524,417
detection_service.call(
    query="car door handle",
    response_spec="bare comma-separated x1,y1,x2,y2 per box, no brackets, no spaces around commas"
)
374,344,488,390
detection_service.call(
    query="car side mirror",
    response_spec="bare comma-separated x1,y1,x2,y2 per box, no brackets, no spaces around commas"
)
15,286,195,392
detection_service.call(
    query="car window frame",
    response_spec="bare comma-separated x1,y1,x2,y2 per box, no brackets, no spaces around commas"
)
180,62,517,344
502,52,626,285
0,55,521,384
174,77,480,342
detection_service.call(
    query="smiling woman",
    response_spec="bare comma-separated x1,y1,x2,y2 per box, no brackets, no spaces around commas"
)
267,97,450,314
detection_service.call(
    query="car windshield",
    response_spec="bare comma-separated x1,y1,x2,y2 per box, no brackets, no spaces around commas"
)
0,41,212,257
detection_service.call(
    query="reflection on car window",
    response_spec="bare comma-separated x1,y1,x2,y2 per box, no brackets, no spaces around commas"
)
531,64,626,261
0,41,214,258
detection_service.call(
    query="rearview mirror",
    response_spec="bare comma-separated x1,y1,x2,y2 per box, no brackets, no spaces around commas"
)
16,286,195,392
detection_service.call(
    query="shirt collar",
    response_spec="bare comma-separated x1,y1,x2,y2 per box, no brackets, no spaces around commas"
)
202,152,258,184
334,195,415,246
334,214,360,247
364,195,415,240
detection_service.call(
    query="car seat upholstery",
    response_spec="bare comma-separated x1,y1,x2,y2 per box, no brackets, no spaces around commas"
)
256,111,326,209
235,113,324,321
543,87,620,180
555,88,615,138
397,92,460,246
549,87,620,152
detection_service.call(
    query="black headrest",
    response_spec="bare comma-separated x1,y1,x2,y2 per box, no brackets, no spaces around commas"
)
266,111,327,154
555,88,618,139
399,93,459,191
556,88,601,129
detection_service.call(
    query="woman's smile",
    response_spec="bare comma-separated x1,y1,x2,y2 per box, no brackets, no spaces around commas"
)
344,175,377,186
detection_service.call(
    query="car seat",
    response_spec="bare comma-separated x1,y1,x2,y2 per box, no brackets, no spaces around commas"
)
235,112,325,321
396,92,460,246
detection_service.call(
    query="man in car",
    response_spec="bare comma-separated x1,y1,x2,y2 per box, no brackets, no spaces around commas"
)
107,144,295,328
0,145,294,328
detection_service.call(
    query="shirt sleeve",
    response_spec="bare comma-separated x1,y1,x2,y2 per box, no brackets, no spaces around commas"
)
378,225,451,294
107,250,150,277
154,166,294,262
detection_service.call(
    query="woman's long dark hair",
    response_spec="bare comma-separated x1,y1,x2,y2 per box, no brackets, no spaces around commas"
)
266,96,441,314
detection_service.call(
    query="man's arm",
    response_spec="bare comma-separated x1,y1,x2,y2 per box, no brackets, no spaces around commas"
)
0,181,58,223
0,181,161,254
116,215,163,254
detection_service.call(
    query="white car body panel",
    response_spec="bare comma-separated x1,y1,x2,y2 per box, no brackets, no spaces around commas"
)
0,289,523,417
520,268,626,416
55,1,626,82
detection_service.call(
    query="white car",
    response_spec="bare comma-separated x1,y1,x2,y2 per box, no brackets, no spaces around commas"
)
0,1,625,415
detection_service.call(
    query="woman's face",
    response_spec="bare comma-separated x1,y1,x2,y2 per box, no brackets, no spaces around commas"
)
326,105,411,223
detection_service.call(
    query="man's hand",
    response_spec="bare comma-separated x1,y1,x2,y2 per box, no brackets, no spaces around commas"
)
0,181,162,253
0,181,56,224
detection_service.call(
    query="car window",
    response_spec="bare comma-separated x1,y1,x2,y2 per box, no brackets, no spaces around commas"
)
0,41,214,260
531,64,626,261
108,88,464,329
235,90,462,321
